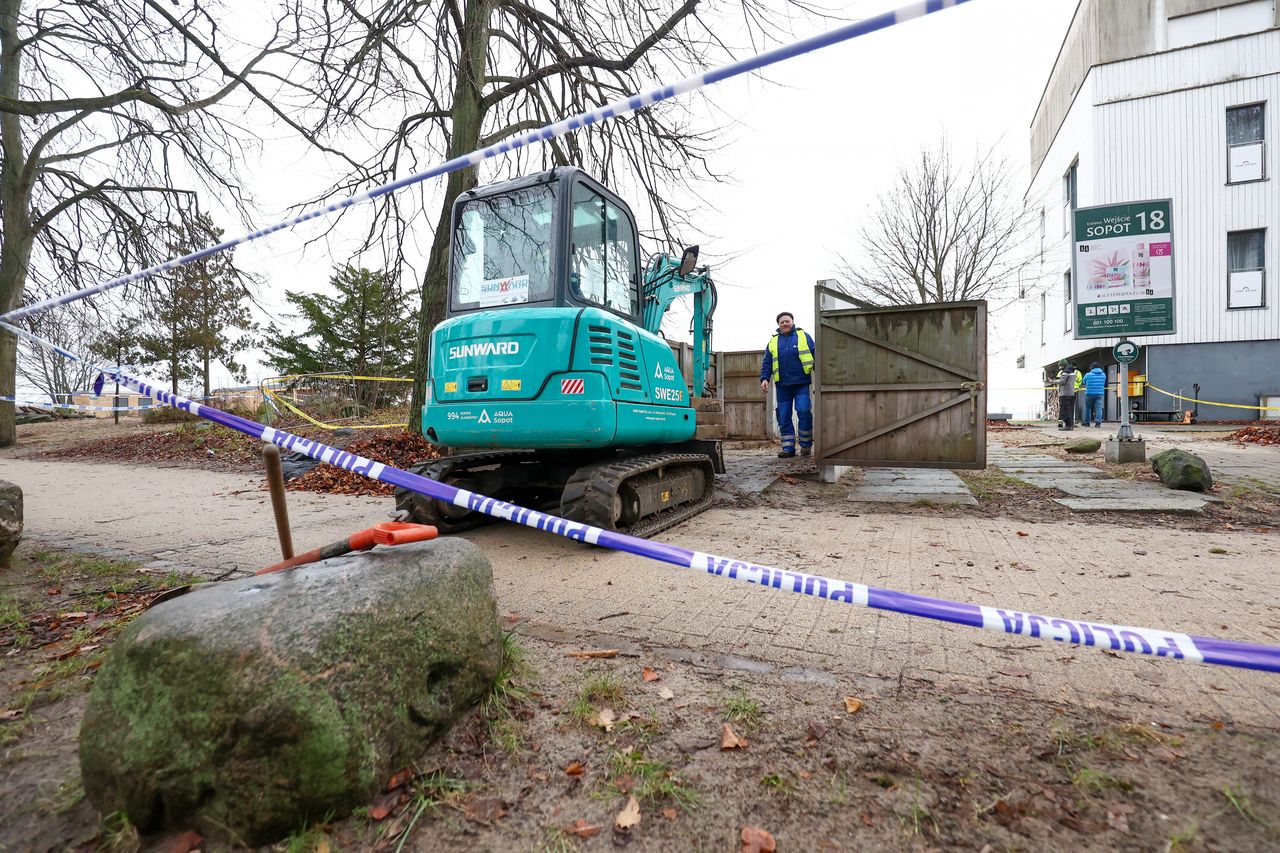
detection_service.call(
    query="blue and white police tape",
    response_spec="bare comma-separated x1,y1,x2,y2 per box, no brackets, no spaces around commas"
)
0,396,156,412
0,0,974,325
7,322,1280,675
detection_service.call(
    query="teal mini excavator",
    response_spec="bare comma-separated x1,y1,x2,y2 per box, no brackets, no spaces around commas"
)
394,167,724,537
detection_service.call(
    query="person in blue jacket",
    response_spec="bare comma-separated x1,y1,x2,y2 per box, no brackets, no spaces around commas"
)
760,311,816,458
1083,361,1107,427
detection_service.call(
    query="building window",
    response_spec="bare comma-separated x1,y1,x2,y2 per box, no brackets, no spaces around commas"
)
1062,160,1077,235
1063,270,1072,332
1227,103,1266,183
1039,292,1046,345
1228,229,1266,309
1039,207,1046,260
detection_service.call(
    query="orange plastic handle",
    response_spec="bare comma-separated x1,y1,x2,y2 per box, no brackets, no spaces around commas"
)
371,521,439,546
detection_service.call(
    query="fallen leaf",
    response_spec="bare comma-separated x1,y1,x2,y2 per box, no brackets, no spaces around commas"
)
661,807,678,821
741,825,777,853
642,666,660,682
614,774,634,793
0,708,24,721
1040,786,1057,801
798,769,813,780
566,649,619,659
588,708,616,732
368,790,401,821
860,812,875,827
721,722,748,750
1016,531,1029,537
58,611,89,620
1211,720,1225,730
659,686,674,701
564,818,601,839
997,668,1032,678
807,720,828,742
152,830,203,853
843,696,864,714
564,760,585,777
615,795,642,830
463,796,508,825
385,767,415,791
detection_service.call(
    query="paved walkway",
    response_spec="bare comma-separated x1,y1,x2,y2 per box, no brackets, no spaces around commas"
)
989,446,1215,511
3,454,1279,730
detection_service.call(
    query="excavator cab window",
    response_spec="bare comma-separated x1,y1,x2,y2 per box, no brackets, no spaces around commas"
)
568,182,638,317
450,184,556,312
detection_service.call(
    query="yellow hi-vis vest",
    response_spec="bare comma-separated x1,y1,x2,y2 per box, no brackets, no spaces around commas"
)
767,330,814,383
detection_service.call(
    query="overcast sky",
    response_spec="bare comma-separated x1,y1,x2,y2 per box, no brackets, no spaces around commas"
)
163,0,1081,416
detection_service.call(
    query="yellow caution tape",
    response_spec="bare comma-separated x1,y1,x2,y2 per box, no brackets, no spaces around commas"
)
1147,383,1280,412
264,372,413,383
260,386,408,431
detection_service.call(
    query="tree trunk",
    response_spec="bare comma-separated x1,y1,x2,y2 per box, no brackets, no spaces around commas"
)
0,0,33,447
408,0,491,436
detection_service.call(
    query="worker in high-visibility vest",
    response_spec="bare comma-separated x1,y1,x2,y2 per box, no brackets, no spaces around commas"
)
760,311,816,458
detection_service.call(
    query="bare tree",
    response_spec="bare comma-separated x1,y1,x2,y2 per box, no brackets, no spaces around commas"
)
0,0,320,446
283,0,827,434
835,141,1032,307
15,300,103,404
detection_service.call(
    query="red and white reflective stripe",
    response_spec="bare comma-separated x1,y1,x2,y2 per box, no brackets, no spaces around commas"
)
561,378,585,395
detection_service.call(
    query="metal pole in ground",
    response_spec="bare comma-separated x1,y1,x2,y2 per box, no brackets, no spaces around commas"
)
261,444,294,559
1118,362,1133,440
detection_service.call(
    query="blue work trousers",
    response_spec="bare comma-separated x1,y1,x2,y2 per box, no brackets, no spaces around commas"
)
1084,394,1104,426
776,383,813,452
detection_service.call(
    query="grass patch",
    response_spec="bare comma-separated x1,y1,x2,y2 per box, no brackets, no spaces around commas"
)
1166,821,1199,852
1052,720,1182,757
1209,547,1228,555
1222,784,1272,828
722,691,763,729
605,748,699,808
99,810,140,852
28,548,140,581
1070,767,1133,794
760,772,795,799
955,468,1029,501
900,791,940,837
392,772,470,852
570,671,626,724
483,631,534,754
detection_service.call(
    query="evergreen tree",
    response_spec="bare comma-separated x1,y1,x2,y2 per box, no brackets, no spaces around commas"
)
262,266,417,409
136,215,258,396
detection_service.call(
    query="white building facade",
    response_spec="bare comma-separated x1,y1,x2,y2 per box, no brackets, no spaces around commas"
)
1022,0,1280,421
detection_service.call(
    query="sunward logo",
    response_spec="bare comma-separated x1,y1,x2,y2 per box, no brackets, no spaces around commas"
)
448,341,520,359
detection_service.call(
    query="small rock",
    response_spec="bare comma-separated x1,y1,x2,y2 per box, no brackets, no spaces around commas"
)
1065,438,1101,454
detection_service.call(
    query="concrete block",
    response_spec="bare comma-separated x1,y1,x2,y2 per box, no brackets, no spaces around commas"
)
821,464,852,484
1104,438,1147,464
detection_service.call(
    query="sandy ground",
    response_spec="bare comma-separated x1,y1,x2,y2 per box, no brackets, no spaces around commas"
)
2,419,1279,850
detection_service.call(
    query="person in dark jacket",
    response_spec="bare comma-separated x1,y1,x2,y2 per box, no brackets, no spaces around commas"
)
760,311,816,458
1083,361,1107,427
1056,359,1076,430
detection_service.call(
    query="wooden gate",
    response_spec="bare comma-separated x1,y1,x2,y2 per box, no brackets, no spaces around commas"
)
813,287,986,469
720,349,773,439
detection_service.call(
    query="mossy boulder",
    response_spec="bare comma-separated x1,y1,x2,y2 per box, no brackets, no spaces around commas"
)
1065,438,1101,454
0,480,21,566
1151,448,1213,492
79,538,501,845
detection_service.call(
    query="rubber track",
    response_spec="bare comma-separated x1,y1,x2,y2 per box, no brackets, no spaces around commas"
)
393,450,539,533
561,453,716,539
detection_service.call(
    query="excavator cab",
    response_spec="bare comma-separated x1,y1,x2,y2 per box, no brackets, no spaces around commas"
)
402,167,723,537
447,168,640,321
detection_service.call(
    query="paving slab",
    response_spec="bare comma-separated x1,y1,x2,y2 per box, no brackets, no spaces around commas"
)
847,468,977,505
991,447,1212,511
1056,497,1212,512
